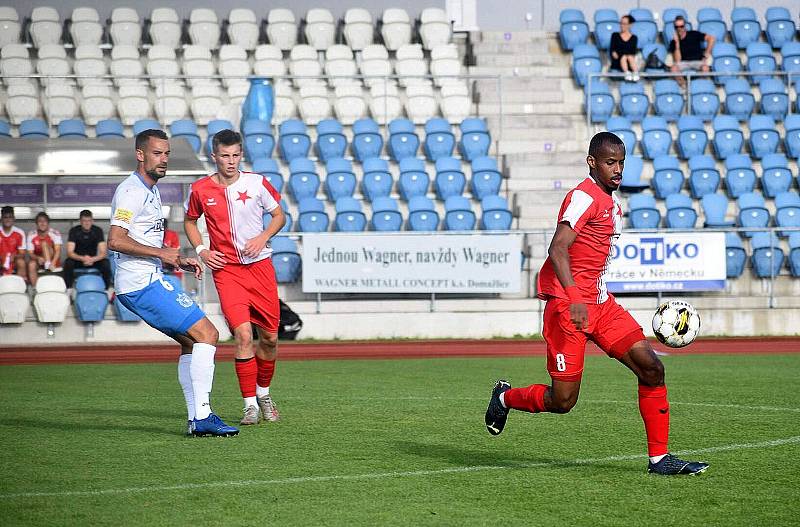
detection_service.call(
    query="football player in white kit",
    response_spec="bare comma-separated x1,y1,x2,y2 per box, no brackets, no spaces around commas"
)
108,129,238,437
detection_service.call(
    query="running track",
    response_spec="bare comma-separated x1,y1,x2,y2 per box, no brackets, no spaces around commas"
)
0,338,798,365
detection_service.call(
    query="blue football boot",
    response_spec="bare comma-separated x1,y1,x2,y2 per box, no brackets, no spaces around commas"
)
192,413,239,437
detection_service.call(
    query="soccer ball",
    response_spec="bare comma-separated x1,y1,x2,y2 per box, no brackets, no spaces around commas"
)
651,300,700,348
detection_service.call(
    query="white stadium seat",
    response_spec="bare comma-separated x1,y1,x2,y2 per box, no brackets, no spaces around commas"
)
344,8,373,51
147,45,180,87
81,84,115,124
110,7,141,47
381,8,412,51
223,81,250,126
37,44,71,86
189,8,221,49
74,45,109,87
395,44,429,87
0,7,21,47
369,83,402,124
254,44,287,78
305,8,336,51
419,8,452,50
110,45,144,86
299,84,331,124
43,83,78,125
155,83,188,123
6,83,40,124
334,84,366,125
33,275,70,323
289,44,323,88
149,7,181,49
267,9,297,51
430,44,462,86
359,44,392,88
30,6,62,48
228,8,259,50
219,45,251,88
273,82,297,123
1,44,33,86
325,45,359,87
405,83,439,124
70,7,103,46
182,45,217,87
117,84,152,125
190,83,223,125
0,275,29,324
440,82,471,123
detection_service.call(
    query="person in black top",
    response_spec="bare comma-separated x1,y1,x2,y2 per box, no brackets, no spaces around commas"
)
63,209,112,288
609,15,639,81
668,15,715,85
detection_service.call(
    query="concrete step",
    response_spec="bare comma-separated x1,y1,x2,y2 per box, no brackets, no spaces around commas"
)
476,89,564,103
475,53,555,67
515,189,571,207
497,139,585,155
507,177,584,192
504,151,588,166
474,77,564,93
476,101,584,116
479,30,550,43
468,65,571,77
472,41,550,55
486,113,585,130
492,126,579,141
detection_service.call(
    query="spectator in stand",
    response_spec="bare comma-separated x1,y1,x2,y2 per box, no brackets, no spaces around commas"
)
0,206,27,281
63,209,112,289
162,219,183,278
26,211,62,287
609,15,639,81
668,16,715,86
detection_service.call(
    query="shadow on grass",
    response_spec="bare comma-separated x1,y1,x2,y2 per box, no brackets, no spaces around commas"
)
5,416,183,437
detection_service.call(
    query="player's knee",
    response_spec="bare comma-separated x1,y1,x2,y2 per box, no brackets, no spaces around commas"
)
640,358,665,386
235,327,253,347
260,332,278,349
198,320,219,345
549,393,578,414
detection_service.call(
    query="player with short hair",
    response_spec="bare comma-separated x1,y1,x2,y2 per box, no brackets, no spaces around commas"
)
1,206,27,281
184,129,286,426
26,211,62,287
108,128,238,437
485,132,709,475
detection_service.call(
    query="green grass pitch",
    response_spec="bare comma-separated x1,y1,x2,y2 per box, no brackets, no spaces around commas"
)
1,352,798,526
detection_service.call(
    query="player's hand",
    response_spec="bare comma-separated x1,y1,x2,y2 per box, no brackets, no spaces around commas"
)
243,234,268,258
159,246,181,269
178,256,203,280
199,249,227,270
569,302,589,331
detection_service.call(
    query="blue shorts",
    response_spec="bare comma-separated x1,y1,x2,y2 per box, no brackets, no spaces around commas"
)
117,277,205,338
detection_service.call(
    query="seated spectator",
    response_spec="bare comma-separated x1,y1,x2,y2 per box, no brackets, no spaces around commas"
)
26,211,62,287
63,209,112,289
610,15,639,81
668,16,715,85
161,219,183,278
0,206,27,281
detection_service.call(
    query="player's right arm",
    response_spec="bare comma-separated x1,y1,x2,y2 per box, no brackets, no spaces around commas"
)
548,222,588,330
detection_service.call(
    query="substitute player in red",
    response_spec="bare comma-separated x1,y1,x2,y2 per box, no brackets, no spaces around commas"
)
1,206,27,281
484,132,709,475
184,129,286,427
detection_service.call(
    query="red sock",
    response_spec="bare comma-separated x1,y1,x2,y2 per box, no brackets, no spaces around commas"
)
255,356,276,388
234,357,257,398
503,384,548,413
638,384,670,456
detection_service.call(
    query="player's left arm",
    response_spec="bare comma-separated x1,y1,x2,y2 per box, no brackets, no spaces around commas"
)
549,222,588,330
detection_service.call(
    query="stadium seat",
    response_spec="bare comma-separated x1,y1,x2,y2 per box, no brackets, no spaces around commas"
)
241,119,275,161
748,115,780,159
593,9,619,50
334,197,367,232
271,236,302,283
360,44,393,88
325,45,359,88
0,275,28,323
724,154,757,198
96,119,125,139
69,7,102,47
0,7,21,47
74,274,108,322
299,84,332,125
0,119,10,137
559,9,590,51
750,232,784,278
788,233,800,276
444,196,476,231
689,155,721,198
267,8,298,51
775,191,800,237
758,79,788,122
424,118,455,162
324,158,356,201
407,195,439,231
315,119,347,163
619,82,649,122
571,44,602,87
1,43,33,87
405,84,439,125
652,156,685,199
219,45,252,88
731,7,761,50
154,84,188,124
765,7,796,49
440,83,472,123
344,8,373,50
272,83,298,124
388,119,420,162
289,45,323,89
725,232,747,278
641,117,672,159
74,45,107,88
738,192,771,237
254,44,287,80
689,79,720,121
57,119,87,139
712,43,743,84
480,195,513,230
227,8,259,50
369,83,402,125
297,197,329,232
352,118,383,161
430,44,463,87
662,8,690,44
33,275,69,323
133,119,159,138
114,296,141,322
701,192,735,227
642,43,668,74
785,115,800,159
586,79,614,123
470,156,503,200
781,42,800,78
334,85,367,125
19,119,49,140
665,193,697,229
459,118,491,161
711,115,744,160
149,8,181,48
279,119,311,162
30,6,61,48
677,115,708,159
253,158,284,193
434,157,467,200
620,155,648,193
109,45,143,87
420,7,452,50
81,84,114,125
361,158,394,202
398,158,430,201
288,158,321,202
654,80,684,121
370,196,402,231
5,84,40,126
204,119,235,156
746,43,777,84
697,7,727,43
43,84,79,125
606,116,636,154
279,199,293,232
381,8,412,51
761,154,793,198
630,8,658,49
629,193,661,228
723,79,755,121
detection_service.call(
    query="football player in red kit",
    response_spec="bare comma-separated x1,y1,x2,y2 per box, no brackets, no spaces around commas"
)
484,132,709,475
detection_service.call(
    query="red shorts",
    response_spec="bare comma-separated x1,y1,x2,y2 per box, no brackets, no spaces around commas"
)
542,296,645,382
212,258,280,334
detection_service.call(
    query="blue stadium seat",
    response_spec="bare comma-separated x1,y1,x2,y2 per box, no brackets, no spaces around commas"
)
423,117,455,161
388,118,419,161
288,158,320,201
57,118,87,139
459,117,491,161
737,191,770,237
205,119,235,156
586,79,614,123
642,43,667,74
271,236,302,283
689,79,719,121
361,157,393,202
654,80,684,121
0,119,10,137
334,196,367,232
662,8,690,44
786,115,800,159
665,193,697,229
712,43,743,85
169,119,201,152
114,296,141,322
701,192,734,227
407,195,439,231
19,119,49,139
279,199,293,232
731,7,761,50
352,118,383,161
571,43,602,87
677,115,708,159
761,153,793,198
723,79,755,121
324,158,356,201
278,119,311,162
725,231,747,278
746,43,777,84
766,7,796,49
253,158,284,193
297,197,329,232
242,119,275,161
781,42,800,79
689,155,721,198
434,156,466,200
628,193,661,228
444,195,476,231
74,274,108,322
724,154,757,198
711,115,743,160
619,155,648,193
96,118,125,138
133,119,160,136
315,118,347,163
758,79,788,122
606,116,636,154
397,158,430,201
775,191,800,237
652,156,684,199
470,156,502,200
480,195,513,230
641,116,672,159
370,196,402,231
618,82,649,122
697,7,727,43
750,231,784,277
593,9,619,50
749,115,780,159
630,8,657,49
788,233,800,276
559,9,590,51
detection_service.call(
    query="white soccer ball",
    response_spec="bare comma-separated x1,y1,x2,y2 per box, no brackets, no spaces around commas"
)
652,300,701,348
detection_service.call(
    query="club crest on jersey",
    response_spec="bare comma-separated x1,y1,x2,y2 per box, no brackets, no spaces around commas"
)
236,191,252,204
176,293,193,308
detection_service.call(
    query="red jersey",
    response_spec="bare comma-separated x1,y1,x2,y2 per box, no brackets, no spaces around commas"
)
26,227,63,265
0,226,25,274
163,229,180,249
537,177,623,304
185,171,281,265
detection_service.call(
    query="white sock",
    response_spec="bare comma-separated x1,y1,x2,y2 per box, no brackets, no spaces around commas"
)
177,354,195,421
499,392,507,408
256,384,270,397
650,454,667,464
244,396,257,408
190,343,216,420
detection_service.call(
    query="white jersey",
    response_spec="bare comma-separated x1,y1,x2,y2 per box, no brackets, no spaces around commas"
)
110,172,166,294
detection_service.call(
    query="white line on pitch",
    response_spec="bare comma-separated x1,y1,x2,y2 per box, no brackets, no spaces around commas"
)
1,435,798,501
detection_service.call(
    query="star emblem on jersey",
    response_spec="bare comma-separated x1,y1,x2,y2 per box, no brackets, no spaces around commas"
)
236,191,251,204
